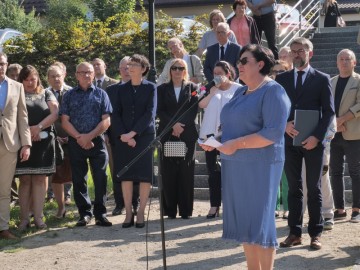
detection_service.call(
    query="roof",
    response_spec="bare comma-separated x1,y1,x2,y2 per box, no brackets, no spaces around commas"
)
137,0,234,8
21,0,47,14
337,0,360,9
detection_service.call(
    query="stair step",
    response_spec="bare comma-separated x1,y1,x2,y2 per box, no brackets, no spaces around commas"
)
312,37,356,43
312,42,359,50
313,47,360,55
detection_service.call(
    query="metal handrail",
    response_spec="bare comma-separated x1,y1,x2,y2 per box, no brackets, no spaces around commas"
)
277,0,322,48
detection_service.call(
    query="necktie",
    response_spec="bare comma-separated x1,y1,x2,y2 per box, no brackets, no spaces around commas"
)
220,45,225,60
296,71,305,92
97,79,102,88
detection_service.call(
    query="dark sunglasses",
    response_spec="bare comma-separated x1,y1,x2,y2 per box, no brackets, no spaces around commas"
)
170,66,186,71
237,57,255,66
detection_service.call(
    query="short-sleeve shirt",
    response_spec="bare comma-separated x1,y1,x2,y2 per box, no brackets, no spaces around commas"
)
59,85,113,134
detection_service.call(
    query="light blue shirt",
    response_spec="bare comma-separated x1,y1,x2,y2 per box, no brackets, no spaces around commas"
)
247,0,276,15
0,77,8,111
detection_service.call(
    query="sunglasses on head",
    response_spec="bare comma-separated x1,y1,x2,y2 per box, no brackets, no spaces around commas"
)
237,57,255,66
171,66,185,71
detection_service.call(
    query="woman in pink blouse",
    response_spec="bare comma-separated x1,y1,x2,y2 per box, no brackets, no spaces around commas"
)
227,0,261,46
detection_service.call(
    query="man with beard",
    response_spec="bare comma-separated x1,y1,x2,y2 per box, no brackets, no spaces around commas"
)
276,37,334,250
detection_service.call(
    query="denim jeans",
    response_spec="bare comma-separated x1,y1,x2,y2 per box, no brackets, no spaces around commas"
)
330,133,360,209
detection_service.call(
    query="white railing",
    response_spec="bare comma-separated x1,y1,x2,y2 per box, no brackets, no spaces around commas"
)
277,0,322,48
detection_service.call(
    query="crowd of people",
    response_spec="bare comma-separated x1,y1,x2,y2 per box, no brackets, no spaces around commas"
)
0,1,359,269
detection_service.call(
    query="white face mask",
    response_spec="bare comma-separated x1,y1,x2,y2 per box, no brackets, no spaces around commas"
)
213,75,226,87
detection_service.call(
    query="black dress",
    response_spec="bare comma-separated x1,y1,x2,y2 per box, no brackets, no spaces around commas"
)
15,89,56,176
324,3,340,27
111,80,157,183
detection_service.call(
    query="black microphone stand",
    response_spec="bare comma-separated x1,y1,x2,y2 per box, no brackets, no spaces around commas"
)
116,89,209,270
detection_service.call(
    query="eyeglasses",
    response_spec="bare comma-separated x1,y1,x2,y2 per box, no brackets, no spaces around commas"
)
76,71,93,76
170,66,185,71
291,49,307,55
127,63,142,68
237,57,256,66
216,31,227,35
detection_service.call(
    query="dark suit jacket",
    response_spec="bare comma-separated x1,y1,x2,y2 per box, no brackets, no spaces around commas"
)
157,81,199,143
110,80,157,143
204,42,241,82
276,67,335,145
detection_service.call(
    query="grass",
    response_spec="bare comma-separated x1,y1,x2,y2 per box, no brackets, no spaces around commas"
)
1,165,114,251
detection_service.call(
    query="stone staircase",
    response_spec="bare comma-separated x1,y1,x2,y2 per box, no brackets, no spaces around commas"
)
311,26,360,77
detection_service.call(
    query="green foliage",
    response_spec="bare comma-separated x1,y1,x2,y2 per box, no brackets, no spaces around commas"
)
87,0,137,22
5,9,206,85
0,0,41,33
45,0,88,30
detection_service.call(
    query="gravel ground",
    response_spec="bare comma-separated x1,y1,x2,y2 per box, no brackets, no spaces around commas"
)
0,199,359,270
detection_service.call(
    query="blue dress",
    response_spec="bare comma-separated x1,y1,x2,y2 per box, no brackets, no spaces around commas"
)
220,80,291,248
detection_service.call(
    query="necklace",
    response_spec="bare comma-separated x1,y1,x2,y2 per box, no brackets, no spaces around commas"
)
132,84,140,93
247,80,268,92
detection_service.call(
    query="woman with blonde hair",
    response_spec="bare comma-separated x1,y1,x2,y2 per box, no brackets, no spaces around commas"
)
323,0,342,27
16,65,59,230
157,37,204,85
157,58,199,219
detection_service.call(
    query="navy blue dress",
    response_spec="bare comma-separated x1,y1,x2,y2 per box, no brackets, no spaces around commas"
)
111,80,157,183
220,80,290,247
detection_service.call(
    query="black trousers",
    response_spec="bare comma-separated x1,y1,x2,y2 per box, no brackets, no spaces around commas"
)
161,141,196,217
284,143,324,237
253,12,279,59
330,134,360,209
205,150,221,207
68,137,108,219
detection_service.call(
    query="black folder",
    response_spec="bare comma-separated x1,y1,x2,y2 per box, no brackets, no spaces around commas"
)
293,110,320,146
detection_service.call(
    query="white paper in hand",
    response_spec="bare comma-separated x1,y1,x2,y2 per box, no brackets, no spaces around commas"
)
198,136,222,148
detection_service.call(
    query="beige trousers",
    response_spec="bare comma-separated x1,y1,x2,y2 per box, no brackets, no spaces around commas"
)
0,139,18,231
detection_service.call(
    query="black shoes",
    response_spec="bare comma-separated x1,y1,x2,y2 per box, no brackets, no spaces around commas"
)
112,206,124,216
206,207,220,219
95,216,112,227
334,209,347,220
122,214,135,228
76,215,92,227
135,222,145,228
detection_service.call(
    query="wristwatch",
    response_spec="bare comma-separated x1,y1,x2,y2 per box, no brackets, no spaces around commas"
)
38,124,43,130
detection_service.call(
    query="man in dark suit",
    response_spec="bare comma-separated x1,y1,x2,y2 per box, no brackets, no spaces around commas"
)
92,58,118,89
204,22,241,82
276,37,335,250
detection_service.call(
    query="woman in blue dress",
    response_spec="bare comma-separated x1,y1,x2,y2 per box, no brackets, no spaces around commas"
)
201,44,290,269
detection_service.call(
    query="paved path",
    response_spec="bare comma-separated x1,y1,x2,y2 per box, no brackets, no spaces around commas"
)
0,200,359,269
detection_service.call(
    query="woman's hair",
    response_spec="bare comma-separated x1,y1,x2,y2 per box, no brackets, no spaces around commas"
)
214,61,235,81
239,44,275,76
167,37,187,55
209,9,226,28
166,58,189,83
232,0,247,10
18,65,43,94
130,54,151,76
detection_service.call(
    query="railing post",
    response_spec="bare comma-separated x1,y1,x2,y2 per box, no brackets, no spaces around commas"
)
299,4,303,36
